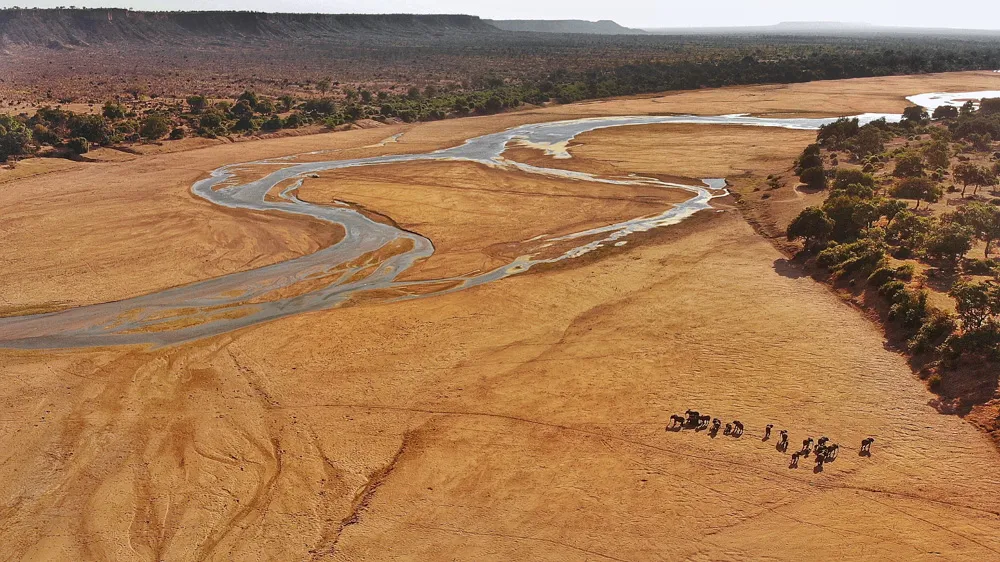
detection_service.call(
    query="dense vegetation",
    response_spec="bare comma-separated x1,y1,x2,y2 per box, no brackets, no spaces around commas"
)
6,29,1000,161
786,101,1000,391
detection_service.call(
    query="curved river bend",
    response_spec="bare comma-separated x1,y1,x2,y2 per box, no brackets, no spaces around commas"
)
0,107,956,349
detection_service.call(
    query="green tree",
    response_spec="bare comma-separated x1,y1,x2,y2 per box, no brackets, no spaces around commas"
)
893,177,941,209
317,78,332,95
893,153,925,178
980,98,1000,115
932,105,959,120
832,168,875,190
787,207,834,245
102,101,126,119
923,140,950,169
139,114,172,140
237,90,259,109
886,210,932,250
851,127,884,159
953,162,993,198
68,114,113,145
186,95,208,113
949,281,999,333
799,166,827,190
954,203,1000,258
902,105,929,124
278,95,296,112
925,222,974,263
67,137,89,154
0,114,33,161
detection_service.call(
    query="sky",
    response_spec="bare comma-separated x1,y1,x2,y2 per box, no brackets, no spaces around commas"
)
7,0,1000,30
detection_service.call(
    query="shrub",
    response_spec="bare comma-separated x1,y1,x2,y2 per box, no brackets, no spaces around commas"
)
102,101,126,119
893,153,925,178
895,263,915,280
139,115,172,140
867,266,896,287
787,207,833,245
199,112,225,130
817,238,886,274
0,115,33,161
799,166,827,189
66,136,89,155
889,288,928,329
924,222,974,263
927,374,942,390
909,311,957,354
169,127,185,140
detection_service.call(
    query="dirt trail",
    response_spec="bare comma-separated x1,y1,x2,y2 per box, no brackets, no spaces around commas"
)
1,72,1000,560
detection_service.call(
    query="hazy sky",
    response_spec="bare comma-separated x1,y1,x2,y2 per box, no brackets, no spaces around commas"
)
9,0,1000,30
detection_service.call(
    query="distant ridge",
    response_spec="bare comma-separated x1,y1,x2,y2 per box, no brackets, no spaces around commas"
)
644,21,1000,35
486,19,646,35
0,9,497,46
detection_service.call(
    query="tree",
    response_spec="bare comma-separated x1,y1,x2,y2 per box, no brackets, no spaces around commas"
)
102,101,126,119
893,153,925,178
980,98,1000,115
787,207,834,245
67,137,89,154
902,105,928,124
953,203,1000,258
186,95,208,113
0,114,32,162
924,222,974,263
68,114,113,145
254,98,275,114
924,140,950,169
886,210,932,250
237,90,259,110
799,166,827,190
317,78,332,95
953,162,993,197
932,105,959,120
833,168,875,190
360,90,373,103
893,177,941,209
278,95,296,112
139,114,171,140
949,281,999,333
232,99,254,118
851,126,884,159
968,132,993,152
960,100,976,117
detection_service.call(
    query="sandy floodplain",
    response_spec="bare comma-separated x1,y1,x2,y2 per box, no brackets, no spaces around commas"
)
2,72,1000,560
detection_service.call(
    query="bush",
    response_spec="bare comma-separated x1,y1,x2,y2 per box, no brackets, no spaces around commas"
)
139,115,172,140
66,136,89,155
102,101,126,119
889,288,928,329
799,166,827,189
927,374,942,390
168,127,185,140
909,311,957,354
0,115,33,161
816,238,886,275
867,266,896,287
924,222,974,263
895,263,915,280
787,207,833,245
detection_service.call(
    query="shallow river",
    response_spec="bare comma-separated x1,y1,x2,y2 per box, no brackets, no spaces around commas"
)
0,91,992,348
